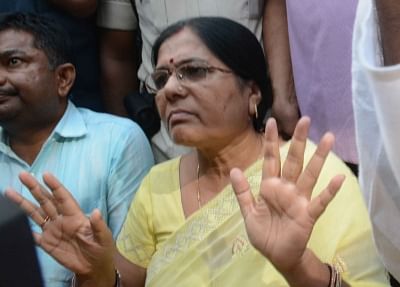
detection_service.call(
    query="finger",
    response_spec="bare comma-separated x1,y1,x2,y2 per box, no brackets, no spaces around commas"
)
41,172,84,217
308,175,345,220
18,172,59,220
90,209,114,246
24,175,57,216
230,168,255,219
296,132,335,198
282,117,310,182
37,181,58,207
4,188,46,227
32,232,43,247
262,118,281,179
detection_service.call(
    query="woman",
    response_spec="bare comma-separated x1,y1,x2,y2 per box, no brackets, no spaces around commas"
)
6,17,388,286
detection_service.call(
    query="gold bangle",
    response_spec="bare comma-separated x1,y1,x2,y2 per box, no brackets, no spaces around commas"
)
326,263,342,287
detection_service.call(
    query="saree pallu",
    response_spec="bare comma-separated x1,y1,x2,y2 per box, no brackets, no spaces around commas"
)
145,161,285,286
118,141,389,286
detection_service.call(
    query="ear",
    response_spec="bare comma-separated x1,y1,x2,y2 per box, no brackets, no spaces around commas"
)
55,63,76,99
247,81,262,118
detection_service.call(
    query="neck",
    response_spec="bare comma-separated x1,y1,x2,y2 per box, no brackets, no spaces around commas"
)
179,128,264,215
5,119,61,165
4,102,67,165
196,128,264,179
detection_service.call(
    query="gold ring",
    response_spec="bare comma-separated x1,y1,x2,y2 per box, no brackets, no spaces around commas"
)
40,215,50,228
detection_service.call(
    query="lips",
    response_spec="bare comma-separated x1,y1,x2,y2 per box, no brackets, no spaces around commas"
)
167,109,194,127
0,94,15,103
0,94,13,103
0,89,18,98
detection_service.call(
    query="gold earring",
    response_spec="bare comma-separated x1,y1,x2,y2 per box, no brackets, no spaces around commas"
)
254,103,258,119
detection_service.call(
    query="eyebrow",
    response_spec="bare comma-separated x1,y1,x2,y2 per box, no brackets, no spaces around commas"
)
0,49,27,59
156,57,207,70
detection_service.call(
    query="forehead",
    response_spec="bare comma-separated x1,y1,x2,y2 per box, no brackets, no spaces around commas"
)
157,28,218,67
0,29,38,53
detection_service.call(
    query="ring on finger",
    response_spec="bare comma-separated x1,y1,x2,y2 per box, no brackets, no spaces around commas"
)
40,215,50,228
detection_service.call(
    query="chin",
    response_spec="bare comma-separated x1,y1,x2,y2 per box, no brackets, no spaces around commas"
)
170,127,197,147
0,111,18,123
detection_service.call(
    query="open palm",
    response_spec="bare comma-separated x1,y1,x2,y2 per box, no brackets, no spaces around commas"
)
5,172,115,276
230,117,345,272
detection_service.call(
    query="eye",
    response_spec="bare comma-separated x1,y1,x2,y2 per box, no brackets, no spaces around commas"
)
8,57,22,67
179,65,208,81
152,70,170,90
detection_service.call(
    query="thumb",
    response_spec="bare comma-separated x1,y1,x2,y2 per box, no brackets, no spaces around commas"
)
230,168,255,219
89,209,113,246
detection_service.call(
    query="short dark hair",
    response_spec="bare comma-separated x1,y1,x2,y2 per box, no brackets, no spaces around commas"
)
0,12,72,69
152,17,273,132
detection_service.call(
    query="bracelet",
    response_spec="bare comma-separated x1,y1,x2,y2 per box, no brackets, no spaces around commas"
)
326,264,342,287
70,269,121,287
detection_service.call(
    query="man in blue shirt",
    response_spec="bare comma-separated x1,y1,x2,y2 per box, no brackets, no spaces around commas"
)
0,12,154,286
0,0,103,112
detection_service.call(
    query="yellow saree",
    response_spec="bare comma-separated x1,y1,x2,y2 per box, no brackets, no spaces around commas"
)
117,141,389,286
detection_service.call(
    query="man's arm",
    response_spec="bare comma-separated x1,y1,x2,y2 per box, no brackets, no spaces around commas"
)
375,0,400,66
263,0,299,138
48,0,97,17
99,28,139,116
106,123,153,236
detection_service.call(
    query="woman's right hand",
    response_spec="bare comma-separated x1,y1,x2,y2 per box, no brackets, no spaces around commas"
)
5,172,116,285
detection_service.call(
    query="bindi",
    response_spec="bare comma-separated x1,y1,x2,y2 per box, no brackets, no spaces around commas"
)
169,58,174,64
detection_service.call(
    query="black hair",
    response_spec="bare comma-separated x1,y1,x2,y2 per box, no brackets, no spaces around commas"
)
0,12,72,69
152,17,273,132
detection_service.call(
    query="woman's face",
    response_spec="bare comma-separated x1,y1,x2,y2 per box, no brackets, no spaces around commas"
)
155,28,259,149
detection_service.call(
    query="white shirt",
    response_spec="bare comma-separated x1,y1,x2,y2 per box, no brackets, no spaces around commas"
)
352,0,400,281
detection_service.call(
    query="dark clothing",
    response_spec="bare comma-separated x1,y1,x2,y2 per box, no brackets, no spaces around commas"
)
345,162,358,177
391,274,400,287
0,0,103,112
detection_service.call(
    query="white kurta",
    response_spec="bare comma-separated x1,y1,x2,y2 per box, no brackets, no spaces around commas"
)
352,0,400,281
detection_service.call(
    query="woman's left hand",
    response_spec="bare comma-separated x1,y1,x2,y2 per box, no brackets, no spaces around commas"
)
230,117,345,273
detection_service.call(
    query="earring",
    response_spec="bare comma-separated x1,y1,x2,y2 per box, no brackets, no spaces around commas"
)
254,103,258,119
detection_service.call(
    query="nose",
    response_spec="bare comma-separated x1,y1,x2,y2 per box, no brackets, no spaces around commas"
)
163,71,186,101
